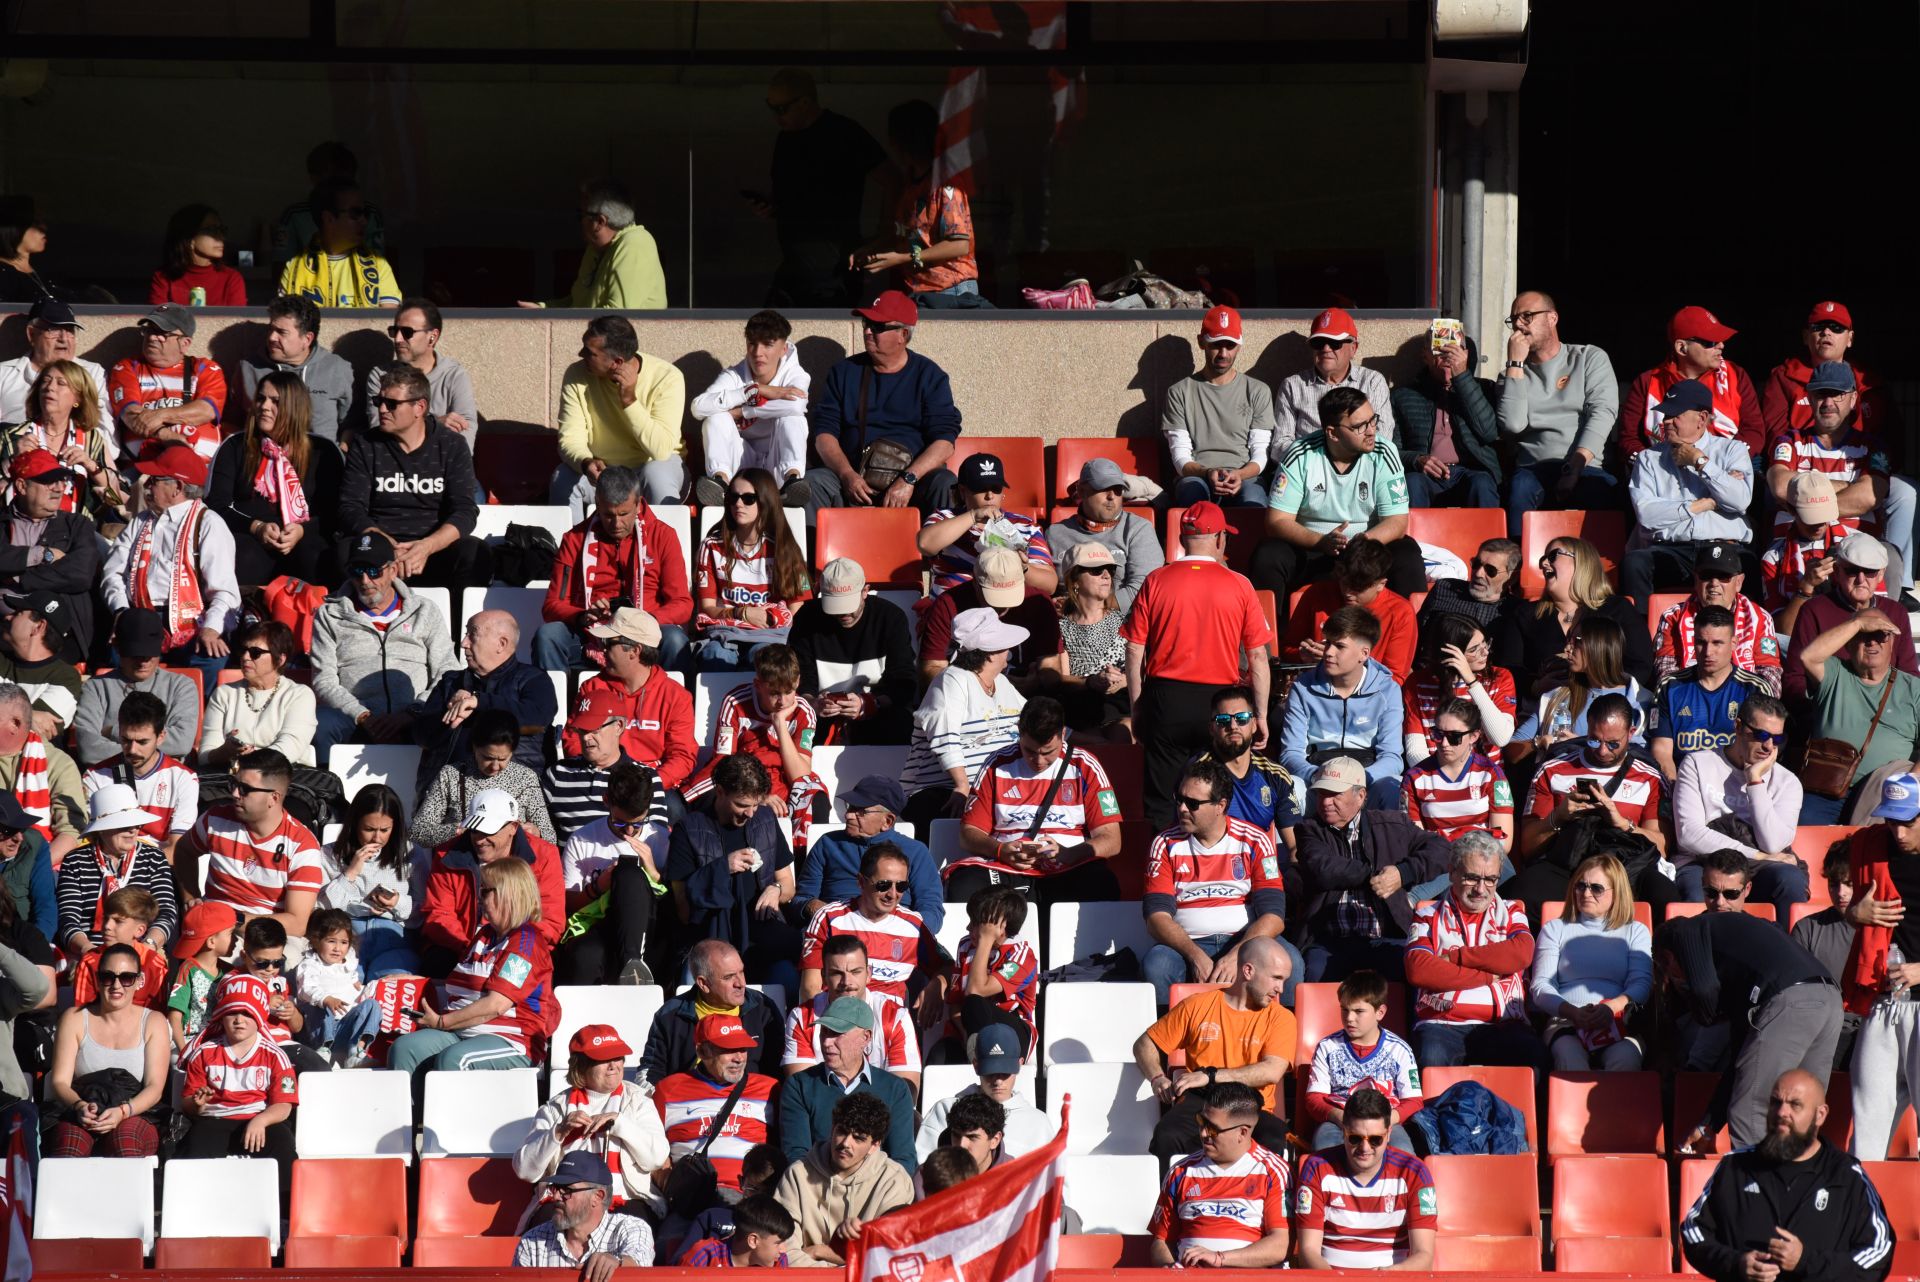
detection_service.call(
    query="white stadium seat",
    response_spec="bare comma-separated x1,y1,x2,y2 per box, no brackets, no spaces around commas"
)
160,1157,282,1250
927,817,964,870
1046,1063,1158,1156
36,1157,157,1250
295,1069,416,1161
549,669,572,719
328,745,423,823
420,1067,540,1156
654,505,695,578
551,985,664,1070
933,894,1039,964
814,746,910,815
1047,901,1153,971
411,585,455,639
1042,982,1156,1065
695,671,744,757
920,1061,1039,1106
461,585,548,662
473,503,574,546
1063,1154,1162,1234
875,588,924,650
748,982,788,1016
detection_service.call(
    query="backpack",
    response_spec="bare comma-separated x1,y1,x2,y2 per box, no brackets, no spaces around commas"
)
493,524,558,587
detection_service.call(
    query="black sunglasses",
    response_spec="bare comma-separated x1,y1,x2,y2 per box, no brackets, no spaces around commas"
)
1857,631,1894,645
230,781,277,797
1344,1133,1387,1149
1745,726,1785,745
862,321,907,333
867,880,904,894
249,956,287,971
374,395,418,413
239,646,274,661
1436,729,1472,746
1703,886,1747,901
1310,337,1353,351
348,563,389,578
98,970,141,988
1213,711,1255,727
1175,794,1221,811
1572,881,1609,896
727,491,759,506
1810,321,1849,335
386,325,430,340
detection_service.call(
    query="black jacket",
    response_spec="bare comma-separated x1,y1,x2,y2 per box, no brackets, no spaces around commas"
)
0,506,99,662
639,986,785,1084
415,657,558,784
206,434,345,543
1681,1139,1894,1282
1295,810,1452,946
336,417,479,546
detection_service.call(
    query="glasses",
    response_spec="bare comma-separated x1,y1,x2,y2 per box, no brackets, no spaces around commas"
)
374,395,418,413
1213,711,1255,727
1587,737,1625,752
1505,309,1551,328
845,805,890,819
862,320,907,333
727,491,759,506
249,957,286,972
607,816,642,832
1344,1133,1388,1149
1703,886,1748,901
1455,873,1500,887
1686,337,1726,349
1075,565,1114,577
1857,631,1894,645
1696,571,1736,583
1573,881,1610,896
137,323,184,338
1339,414,1381,434
1198,1119,1252,1138
1836,563,1876,578
0,827,20,843
1469,559,1505,577
1744,725,1785,746
1540,548,1573,566
1810,321,1849,335
1464,640,1490,656
1436,729,1472,746
348,563,389,578
556,1183,600,1198
866,880,904,894
1309,337,1353,352
1175,795,1222,811
98,970,140,988
239,646,273,661
386,325,429,340
230,780,276,797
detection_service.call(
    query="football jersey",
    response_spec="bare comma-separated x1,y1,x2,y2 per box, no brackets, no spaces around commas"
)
923,509,1053,596
83,754,198,841
783,989,922,1074
1149,1145,1291,1256
944,936,1040,1051
1401,669,1517,752
1270,434,1410,536
181,1033,299,1119
956,746,1119,875
1401,753,1514,842
1768,425,1891,538
1654,596,1780,686
1760,523,1854,612
800,902,939,1000
1305,1030,1423,1114
711,685,816,792
441,923,552,1054
654,1070,778,1191
1649,667,1766,759
695,534,810,627
1530,751,1664,828
193,805,324,918
105,358,226,461
1296,1147,1437,1269
1142,817,1285,938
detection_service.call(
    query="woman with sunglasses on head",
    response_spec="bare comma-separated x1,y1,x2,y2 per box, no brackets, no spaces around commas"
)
149,204,247,307
206,371,344,588
200,620,318,769
694,467,812,670
320,784,429,979
1508,614,1646,775
1048,541,1132,741
1402,614,1515,763
1528,853,1651,1070
44,941,171,1158
1517,536,1655,697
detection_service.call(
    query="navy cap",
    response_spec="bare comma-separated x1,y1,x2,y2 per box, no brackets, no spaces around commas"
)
26,299,80,329
958,453,1006,493
1655,379,1713,419
969,1026,1023,1076
113,608,166,659
840,775,906,816
0,793,33,833
1806,360,1858,395
549,1150,612,1188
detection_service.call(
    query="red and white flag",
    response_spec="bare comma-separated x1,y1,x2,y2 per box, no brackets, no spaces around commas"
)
847,1100,1070,1282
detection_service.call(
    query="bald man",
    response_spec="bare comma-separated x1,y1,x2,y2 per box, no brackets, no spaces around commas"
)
1681,1070,1893,1282
415,608,558,781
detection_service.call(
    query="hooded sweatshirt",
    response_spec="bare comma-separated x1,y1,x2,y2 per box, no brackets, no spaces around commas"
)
1278,657,1404,788
773,1142,913,1269
419,829,566,953
336,417,480,545
310,581,459,721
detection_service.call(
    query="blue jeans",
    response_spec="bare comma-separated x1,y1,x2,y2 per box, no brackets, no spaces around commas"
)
912,280,989,309
355,917,421,979
1407,464,1499,511
306,997,387,1066
314,706,357,768
1675,859,1809,923
1505,459,1620,538
533,619,690,674
695,635,776,671
551,460,685,511
386,1030,530,1076
1411,1018,1548,1071
1798,790,1850,826
1171,475,1271,509
1886,475,1917,582
1143,932,1304,1009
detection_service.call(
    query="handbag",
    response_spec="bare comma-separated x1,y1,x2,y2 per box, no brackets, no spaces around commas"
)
661,1067,749,1217
850,363,915,493
1547,755,1660,883
1802,672,1896,799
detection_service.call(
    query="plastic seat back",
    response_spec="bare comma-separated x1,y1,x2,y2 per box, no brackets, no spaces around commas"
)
327,744,425,825
35,1157,156,1250
1421,1064,1538,1152
815,508,922,587
1555,1236,1672,1273
1043,982,1156,1065
1551,1153,1670,1240
1676,1155,1725,1275
159,1157,280,1250
416,1156,530,1239
460,585,548,662
295,1068,415,1160
31,1238,144,1272
1046,900,1153,971
1431,1234,1542,1271
1054,438,1165,503
154,1237,272,1268
1408,508,1506,567
1546,1071,1666,1158
551,984,664,1070
1054,1234,1158,1268
1045,1063,1157,1155
951,436,1047,512
289,1156,408,1242
284,1235,406,1268
1061,1154,1162,1235
1162,507,1262,574
1425,1153,1541,1237
1291,981,1409,1065
1520,510,1626,597
420,1067,540,1156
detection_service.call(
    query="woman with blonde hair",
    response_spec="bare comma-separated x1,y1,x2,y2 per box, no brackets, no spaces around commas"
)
1046,541,1131,740
1515,535,1655,694
1508,614,1646,769
1528,853,1652,1070
206,370,343,586
3,360,125,521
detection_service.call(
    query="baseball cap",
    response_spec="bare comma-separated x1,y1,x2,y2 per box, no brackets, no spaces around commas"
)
1833,532,1890,573
1310,757,1368,792
1180,501,1227,537
140,303,195,338
1787,472,1840,526
458,788,520,837
958,453,1006,493
817,557,868,617
969,1026,1023,1076
1200,305,1243,346
1062,541,1117,573
1655,380,1713,418
1874,772,1920,823
550,1151,613,1189
113,608,166,659
26,298,80,329
172,901,239,960
586,606,663,648
8,448,75,486
952,605,1029,654
1310,307,1357,342
1806,361,1857,395
820,996,876,1034
1693,544,1740,578
346,531,395,570
566,686,626,734
854,290,916,329
974,545,1025,609
133,443,209,488
697,1013,760,1050
569,1024,634,1062
840,775,906,816
3,589,70,639
1668,305,1737,345
1807,301,1854,329
1079,458,1126,493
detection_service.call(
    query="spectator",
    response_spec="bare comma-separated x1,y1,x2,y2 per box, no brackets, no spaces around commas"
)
797,776,940,930
1672,693,1808,910
694,470,813,669
107,305,224,471
758,68,887,307
1275,308,1396,446
514,1025,670,1217
1789,843,1857,1074
949,696,1124,904
916,1025,1050,1160
1046,457,1164,612
1133,936,1294,1162
1053,542,1131,738
1282,537,1418,683
72,611,198,768
1192,684,1296,845
419,788,565,968
784,934,922,1087
206,373,344,588
1797,606,1920,824
1302,970,1421,1151
44,941,171,1158
1143,759,1297,1007
177,975,297,1199
338,364,487,588
1515,536,1656,697
239,296,353,445
691,309,812,507
364,298,480,451
0,589,82,736
0,452,98,665
0,682,84,864
1528,853,1652,1069
801,290,960,517
1402,613,1516,761
1764,301,1902,438
1124,502,1273,828
181,747,322,938
1625,382,1756,603
1163,306,1274,508
679,1194,794,1269
1783,532,1920,704
1663,915,1843,1151
310,531,459,764
917,545,1062,689
80,693,197,863
1403,698,1515,851
1621,305,1767,464
1695,852,1764,918
901,608,1028,830
1835,774,1920,1160
1393,327,1501,509
165,901,233,1053
0,792,58,943
774,1091,914,1267
1296,758,1451,982
666,754,801,990
685,645,825,827
540,467,693,673
1256,386,1423,610
554,761,665,987
553,315,685,510
789,558,915,746
3,364,124,526
149,204,246,308
413,708,557,849
1494,290,1620,534
1652,545,1782,696
1146,1080,1291,1270
799,843,941,1008
1279,606,1404,812
317,784,421,979
417,610,557,782
933,888,1038,1065
930,1094,1013,1183
640,940,784,1083
1763,473,1892,625
544,689,665,845
1512,618,1644,784
1294,1088,1437,1271
652,1014,780,1197
778,997,918,1171
198,619,317,769
1416,538,1526,673
276,175,400,307
0,299,107,429
0,195,54,304
512,1150,656,1271
1649,604,1768,781
920,453,1056,598
852,99,981,307
269,143,388,276
521,179,667,311
1767,360,1914,583
564,608,696,792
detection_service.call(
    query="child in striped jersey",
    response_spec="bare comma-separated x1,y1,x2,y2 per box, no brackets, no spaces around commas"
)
1303,970,1422,1151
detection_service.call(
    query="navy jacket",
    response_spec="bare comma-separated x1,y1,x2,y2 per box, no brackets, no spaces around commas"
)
777,1062,919,1174
415,656,558,784
810,352,961,457
639,987,785,1084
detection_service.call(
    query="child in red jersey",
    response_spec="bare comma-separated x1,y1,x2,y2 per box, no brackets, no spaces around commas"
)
179,974,299,1199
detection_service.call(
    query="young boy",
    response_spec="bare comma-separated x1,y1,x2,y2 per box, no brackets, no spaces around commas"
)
72,887,170,1010
941,887,1038,1062
239,917,331,1073
179,973,299,1200
678,1194,795,1268
168,901,237,1054
1303,969,1423,1151
681,644,825,848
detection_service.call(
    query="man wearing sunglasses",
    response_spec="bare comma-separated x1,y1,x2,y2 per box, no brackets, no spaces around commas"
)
1624,381,1756,606
1275,307,1395,447
362,297,478,448
1296,1088,1436,1271
1652,544,1782,696
1762,300,1900,439
1621,305,1765,465
1494,290,1619,534
276,175,400,309
106,303,226,470
1783,532,1920,705
1147,1081,1292,1270
1672,693,1810,918
1796,606,1920,825
239,296,352,445
338,363,487,587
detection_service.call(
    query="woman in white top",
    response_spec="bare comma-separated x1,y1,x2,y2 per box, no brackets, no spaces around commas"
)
512,1024,669,1226
693,467,813,670
199,618,317,767
319,783,427,978
901,608,1028,835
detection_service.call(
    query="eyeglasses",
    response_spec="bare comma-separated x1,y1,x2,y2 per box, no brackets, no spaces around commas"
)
1344,1133,1388,1149
249,957,286,971
98,970,140,988
1455,873,1500,887
1074,565,1114,577
1198,1119,1253,1138
1857,631,1894,645
0,827,20,842
1436,729,1472,746
607,816,643,832
1540,548,1573,567
239,646,273,661
1464,640,1490,656
1810,321,1849,335
1703,886,1748,901
1469,559,1505,577
556,1183,601,1198
1695,570,1736,583
348,563,389,578
1213,711,1255,727
1505,309,1551,328
386,325,430,340
1836,563,1876,578
1340,414,1381,434
862,320,907,333
1572,881,1609,896
866,880,904,894
727,491,759,506
1744,725,1785,746
1309,337,1353,352
230,780,277,797
1175,795,1222,811
374,395,418,413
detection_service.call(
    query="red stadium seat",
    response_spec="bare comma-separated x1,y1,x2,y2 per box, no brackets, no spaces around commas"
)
164,666,206,747
1055,1234,1158,1267
1257,590,1278,646
1647,593,1688,638
1551,1154,1671,1242
284,1235,405,1268
154,1237,272,1268
31,1238,144,1272
1676,1156,1724,1275
1110,820,1155,897
951,436,1046,512
1080,741,1144,820
1789,901,1824,931
412,1236,522,1267
288,1157,407,1259
814,507,924,587
1540,900,1654,931
1169,982,1228,1008
1519,510,1625,598
1546,1072,1666,1158
1431,1234,1544,1271
1664,901,1777,924
1055,438,1166,503
1425,1154,1541,1237
1291,981,1409,1065
1421,1065,1538,1152
1864,1162,1920,1269
416,1156,528,1254
1554,1235,1673,1273
1824,1072,1919,1157
1408,508,1505,568
1162,506,1263,574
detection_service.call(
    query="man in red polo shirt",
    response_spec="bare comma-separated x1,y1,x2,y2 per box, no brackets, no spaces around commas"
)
1123,501,1274,830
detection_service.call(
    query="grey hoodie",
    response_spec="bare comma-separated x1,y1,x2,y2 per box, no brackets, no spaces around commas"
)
310,581,458,721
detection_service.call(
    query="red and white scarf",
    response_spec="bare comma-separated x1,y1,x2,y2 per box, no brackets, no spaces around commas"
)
1639,361,1746,448
251,438,311,528
13,733,50,840
564,1084,626,1206
126,501,208,650
86,838,145,933
572,525,645,610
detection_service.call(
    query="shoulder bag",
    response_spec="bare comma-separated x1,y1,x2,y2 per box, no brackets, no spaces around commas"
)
661,1069,749,1217
851,363,914,493
1802,671,1897,799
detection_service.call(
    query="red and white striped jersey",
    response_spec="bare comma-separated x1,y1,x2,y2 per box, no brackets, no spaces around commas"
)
106,358,226,462
711,684,816,790
1402,753,1514,842
1149,1144,1291,1257
801,902,939,1001
944,936,1040,1052
695,534,810,628
180,1033,298,1119
958,745,1119,856
653,1070,778,1191
1405,895,1531,1025
783,989,922,1075
84,754,199,841
441,923,552,1054
1768,425,1892,538
193,805,324,918
1760,522,1856,611
1653,596,1780,682
1529,751,1664,828
1295,1147,1437,1269
1401,669,1517,750
1142,817,1284,938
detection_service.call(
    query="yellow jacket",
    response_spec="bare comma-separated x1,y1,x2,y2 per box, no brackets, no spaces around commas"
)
556,356,685,469
548,225,666,311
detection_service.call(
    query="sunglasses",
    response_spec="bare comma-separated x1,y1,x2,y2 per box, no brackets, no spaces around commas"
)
607,816,642,832
1703,886,1747,901
249,956,286,971
1213,711,1255,727
348,563,389,578
1687,337,1725,348
1744,726,1785,746
867,880,904,894
1175,795,1221,811
1436,729,1472,746
1572,881,1609,896
862,321,907,333
138,324,184,338
1695,571,1736,583
98,970,141,988
1587,737,1625,752
1309,337,1353,351
556,1183,601,1197
386,325,430,339
230,780,277,797
1857,631,1894,645
765,98,800,115
1810,321,1849,335
1469,559,1505,577
1540,548,1573,566
239,646,273,661
727,491,759,506
374,395,418,413
0,827,19,842
1344,1133,1387,1149
1074,565,1114,577
1836,563,1877,578
1198,1119,1252,1138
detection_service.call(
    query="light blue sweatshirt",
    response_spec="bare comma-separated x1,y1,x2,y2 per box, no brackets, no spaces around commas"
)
1278,657,1404,788
1528,914,1653,1016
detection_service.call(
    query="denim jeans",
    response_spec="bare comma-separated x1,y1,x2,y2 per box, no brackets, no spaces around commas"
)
532,619,690,674
1170,474,1271,509
355,917,421,979
1142,932,1304,1009
1505,459,1620,538
308,997,387,1066
1407,464,1499,511
314,706,357,769
1798,790,1850,826
1411,1018,1548,1071
552,459,685,511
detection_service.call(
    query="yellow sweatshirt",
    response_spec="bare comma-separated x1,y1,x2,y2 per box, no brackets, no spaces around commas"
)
556,356,686,469
548,225,666,311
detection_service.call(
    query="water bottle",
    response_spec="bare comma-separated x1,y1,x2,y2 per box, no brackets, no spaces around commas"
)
1879,943,1908,1014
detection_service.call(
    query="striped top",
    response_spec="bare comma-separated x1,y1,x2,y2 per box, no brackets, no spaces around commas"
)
783,990,921,1074
1768,425,1891,538
959,745,1119,850
901,667,1025,793
1401,753,1514,842
800,902,939,1000
653,1069,778,1191
1151,1144,1291,1257
944,936,1040,1051
82,754,199,842
1296,1146,1437,1269
542,756,668,844
924,509,1054,596
441,923,551,1054
193,805,325,918
180,1033,298,1120
1143,817,1285,938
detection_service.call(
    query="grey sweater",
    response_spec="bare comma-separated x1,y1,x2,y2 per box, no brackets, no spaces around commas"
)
364,353,479,445
74,668,203,768
1496,343,1619,466
410,759,556,849
310,582,459,722
1045,512,1164,612
241,347,356,444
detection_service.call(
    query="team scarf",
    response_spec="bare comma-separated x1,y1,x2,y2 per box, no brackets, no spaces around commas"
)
251,437,312,528
21,420,91,514
126,500,208,650
284,249,388,307
1774,521,1849,593
1640,361,1746,447
12,733,50,840
85,837,151,933
572,522,645,610
564,1084,627,1207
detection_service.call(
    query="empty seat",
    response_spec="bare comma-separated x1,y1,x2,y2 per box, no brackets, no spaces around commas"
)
288,1157,407,1263
1551,1154,1671,1243
328,745,424,824
951,435,1047,512
1863,1162,1920,1270
1046,901,1153,971
35,1156,156,1250
1062,1154,1162,1235
1054,1234,1159,1268
285,1235,408,1268
31,1239,144,1272
1430,1234,1542,1271
816,508,923,587
551,984,664,1069
411,585,455,638
1042,982,1156,1065
1520,510,1626,598
1676,1155,1725,1276
1421,1065,1537,1152
814,745,911,810
1554,1235,1673,1274
295,1069,416,1160
420,1067,540,1156
160,1157,281,1251
1054,437,1165,503
415,1156,530,1264
1547,1072,1666,1158
1425,1153,1541,1238
461,585,549,662
1408,508,1505,567
694,671,745,757
1046,1063,1158,1155
155,1237,273,1268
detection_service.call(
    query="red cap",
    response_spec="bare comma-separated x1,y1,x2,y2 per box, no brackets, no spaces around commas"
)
1180,501,1228,536
566,687,626,733
569,1024,634,1061
1200,305,1242,345
854,290,917,329
1309,307,1358,341
1667,305,1737,345
8,448,73,484
1807,300,1854,329
172,900,238,960
696,1013,760,1050
133,443,209,488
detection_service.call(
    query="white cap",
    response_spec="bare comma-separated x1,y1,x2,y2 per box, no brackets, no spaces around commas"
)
952,606,1030,654
818,557,868,617
459,788,521,836
84,782,161,836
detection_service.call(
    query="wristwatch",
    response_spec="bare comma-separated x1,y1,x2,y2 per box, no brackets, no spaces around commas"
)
1204,1066,1219,1086
1505,359,1527,371
898,470,919,487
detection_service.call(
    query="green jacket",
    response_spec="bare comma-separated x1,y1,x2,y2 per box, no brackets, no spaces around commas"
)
777,1063,919,1174
1392,370,1503,484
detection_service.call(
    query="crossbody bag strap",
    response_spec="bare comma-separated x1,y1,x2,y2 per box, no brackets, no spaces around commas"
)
853,362,872,463
1856,671,1899,766
1601,753,1634,797
695,1067,751,1157
1021,750,1075,842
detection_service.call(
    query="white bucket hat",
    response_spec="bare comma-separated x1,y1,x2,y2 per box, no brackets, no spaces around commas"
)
84,782,160,836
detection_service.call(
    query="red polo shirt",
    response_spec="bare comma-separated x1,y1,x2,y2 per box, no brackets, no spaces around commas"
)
1120,555,1274,685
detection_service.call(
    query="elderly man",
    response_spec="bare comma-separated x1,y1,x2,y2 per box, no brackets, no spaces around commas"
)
652,1014,780,1196
1650,604,1770,782
544,688,666,843
788,558,916,745
566,608,697,794
338,364,486,588
106,304,226,470
1045,458,1163,612
1278,606,1403,812
797,775,939,927
1653,545,1782,695
521,179,667,312
802,290,960,518
1764,300,1902,435
1147,1081,1292,1271
918,451,1056,597
0,682,84,862
1296,1088,1438,1272
1275,307,1395,446
239,296,353,444
553,315,685,511
417,789,564,972
641,939,784,1082
513,1150,654,1274
690,309,811,507
1403,831,1543,1070
1673,693,1808,913
774,1091,914,1267
1625,381,1756,603
1681,1070,1893,1282
538,465,692,673
363,297,479,448
1785,532,1920,704
101,443,238,689
1295,758,1451,982
1836,773,1920,1161
416,610,557,782
799,842,942,1008
1621,305,1767,464
178,747,321,937
1134,935,1295,1162
784,935,921,1087
666,754,801,990
1764,474,1905,626
1163,305,1274,508
1494,290,1620,533
0,299,106,426
916,1024,1051,1160
72,610,197,768
778,996,918,1170
0,449,99,663
0,590,81,739
1798,606,1920,825
310,531,458,765
1391,326,1500,510
1415,537,1526,672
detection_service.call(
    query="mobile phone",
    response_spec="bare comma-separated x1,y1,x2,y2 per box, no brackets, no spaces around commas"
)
403,1007,431,1021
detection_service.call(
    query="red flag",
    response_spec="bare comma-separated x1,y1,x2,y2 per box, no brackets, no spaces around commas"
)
0,1102,38,1282
847,1099,1069,1282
